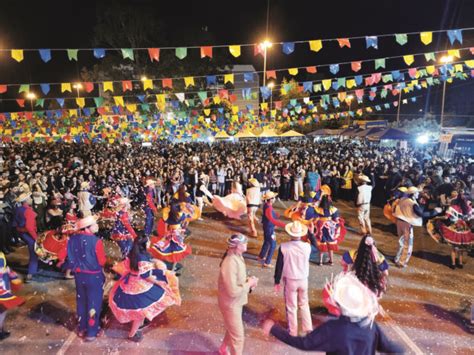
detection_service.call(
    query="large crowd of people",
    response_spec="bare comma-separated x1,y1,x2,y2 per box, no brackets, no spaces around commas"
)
0,139,473,352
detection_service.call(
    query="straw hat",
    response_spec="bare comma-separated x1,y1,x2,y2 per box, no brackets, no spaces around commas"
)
76,215,98,230
145,178,156,187
227,233,248,248
359,175,371,183
406,186,419,195
15,192,31,203
398,187,408,193
330,272,379,320
285,221,308,238
80,181,89,190
262,191,278,200
248,178,260,188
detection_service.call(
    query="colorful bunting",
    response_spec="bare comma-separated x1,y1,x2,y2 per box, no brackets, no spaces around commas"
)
162,78,173,88
122,81,133,91
143,79,153,90
395,34,408,45
93,48,106,59
288,68,298,76
447,29,463,45
337,38,351,48
39,49,52,63
420,32,432,45
306,66,317,73
103,82,114,92
67,49,78,61
224,74,234,84
184,77,195,87
11,49,24,62
148,48,160,62
375,58,386,69
229,45,241,57
61,83,72,93
351,61,362,72
309,40,323,52
266,70,277,79
176,47,187,60
121,48,134,60
282,42,295,55
200,46,213,58
366,36,378,49
403,55,415,66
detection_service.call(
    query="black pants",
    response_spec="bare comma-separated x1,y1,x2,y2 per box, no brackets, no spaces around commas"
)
0,222,12,251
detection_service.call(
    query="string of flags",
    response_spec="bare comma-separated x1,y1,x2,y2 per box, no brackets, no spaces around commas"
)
3,28,470,63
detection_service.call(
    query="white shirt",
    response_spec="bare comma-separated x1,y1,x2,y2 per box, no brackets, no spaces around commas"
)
357,184,372,206
280,240,311,280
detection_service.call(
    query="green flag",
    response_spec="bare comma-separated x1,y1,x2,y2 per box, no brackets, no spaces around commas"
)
94,97,104,107
395,34,408,45
19,84,30,93
424,52,436,62
176,47,187,59
67,49,78,61
375,58,386,70
197,91,207,102
121,48,134,60
382,74,393,83
35,98,45,107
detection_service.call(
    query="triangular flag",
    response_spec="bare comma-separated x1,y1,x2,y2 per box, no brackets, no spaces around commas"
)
184,77,195,87
395,34,408,46
176,93,185,102
337,38,351,48
19,84,30,93
329,64,339,75
447,49,460,58
61,83,72,93
403,55,415,66
36,98,44,107
148,48,160,62
254,44,265,56
447,29,463,45
39,49,52,62
351,61,362,72
121,48,134,60
224,74,234,84
114,96,124,107
16,99,25,107
94,97,104,107
93,48,106,59
424,52,436,62
229,45,241,57
84,82,94,93
76,98,85,108
11,49,24,62
162,78,173,88
288,68,298,76
309,40,322,52
426,65,435,74
266,70,276,79
282,42,295,55
322,79,332,91
0,85,7,94
67,49,78,61
176,47,187,59
56,98,65,107
122,81,133,91
103,81,114,92
465,60,474,68
306,66,317,74
200,46,213,58
346,79,356,89
366,36,378,49
420,32,432,45
143,79,153,90
40,84,50,95
375,58,386,69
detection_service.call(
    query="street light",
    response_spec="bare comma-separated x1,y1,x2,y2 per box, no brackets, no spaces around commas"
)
439,55,453,128
260,39,272,88
26,92,36,112
141,76,148,81
73,83,83,97
267,82,274,118
346,95,354,127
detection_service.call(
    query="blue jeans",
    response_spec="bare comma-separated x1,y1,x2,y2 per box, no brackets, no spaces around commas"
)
144,208,154,237
218,183,225,196
75,272,105,337
19,232,38,275
259,233,276,265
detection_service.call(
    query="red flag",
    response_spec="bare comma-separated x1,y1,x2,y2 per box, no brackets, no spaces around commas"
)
97,107,107,115
84,82,94,93
470,48,474,55
351,61,362,72
392,89,399,96
25,112,33,120
200,46,213,58
218,89,229,99
0,114,4,121
122,81,133,92
365,77,374,86
148,48,160,62
254,44,264,56
337,38,351,48
266,70,276,79
408,68,417,78
306,66,317,74
162,78,172,89
274,101,282,109
229,94,237,103
16,99,25,107
0,85,7,94
372,73,382,84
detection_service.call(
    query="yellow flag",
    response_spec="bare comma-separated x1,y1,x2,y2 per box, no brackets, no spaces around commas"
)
143,79,153,90
156,94,166,111
420,32,432,45
421,81,428,88
322,79,332,91
465,60,474,68
454,64,463,72
61,83,72,93
204,109,211,116
280,87,287,95
403,55,414,65
288,68,298,76
213,95,221,104
126,104,137,112
184,77,195,87
346,79,356,89
5,129,12,136
69,109,77,117
71,127,77,135
76,98,85,108
224,74,234,84
103,81,114,92
260,103,268,110
11,49,24,62
426,65,435,74
114,96,124,106
447,49,460,58
108,139,115,144
229,45,241,57
232,105,239,114
309,40,323,52
271,109,277,117
447,78,453,83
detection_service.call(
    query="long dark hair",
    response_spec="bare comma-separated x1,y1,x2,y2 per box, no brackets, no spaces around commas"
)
319,195,331,211
129,236,150,272
353,235,384,296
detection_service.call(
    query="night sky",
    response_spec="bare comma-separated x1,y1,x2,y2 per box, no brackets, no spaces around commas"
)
0,0,473,124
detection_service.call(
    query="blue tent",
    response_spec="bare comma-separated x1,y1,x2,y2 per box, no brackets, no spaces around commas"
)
367,128,411,140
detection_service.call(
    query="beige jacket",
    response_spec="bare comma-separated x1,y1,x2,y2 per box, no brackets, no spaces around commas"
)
218,252,250,308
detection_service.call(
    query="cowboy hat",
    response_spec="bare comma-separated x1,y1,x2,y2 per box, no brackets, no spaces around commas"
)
285,221,308,238
15,192,31,203
248,178,260,188
262,191,278,200
359,175,371,183
227,233,248,248
76,215,98,230
145,178,156,187
397,186,408,193
80,181,89,189
406,186,419,194
330,272,379,320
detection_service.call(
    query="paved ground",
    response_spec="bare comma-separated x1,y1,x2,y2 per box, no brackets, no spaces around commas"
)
1,199,473,354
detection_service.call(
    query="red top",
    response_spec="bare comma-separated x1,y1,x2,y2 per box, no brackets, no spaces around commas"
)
265,203,286,228
146,189,158,213
17,204,38,240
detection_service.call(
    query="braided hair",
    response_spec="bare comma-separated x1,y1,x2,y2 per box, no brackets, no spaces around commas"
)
353,235,384,296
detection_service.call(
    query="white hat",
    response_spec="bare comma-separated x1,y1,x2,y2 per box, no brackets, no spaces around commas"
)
227,233,248,248
145,179,156,187
329,272,379,320
15,192,31,203
248,178,260,188
359,175,371,183
262,191,278,200
80,181,89,189
406,186,419,194
76,215,98,230
285,221,308,238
